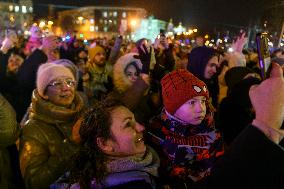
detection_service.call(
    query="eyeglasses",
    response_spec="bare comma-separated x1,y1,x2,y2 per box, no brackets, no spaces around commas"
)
48,79,76,89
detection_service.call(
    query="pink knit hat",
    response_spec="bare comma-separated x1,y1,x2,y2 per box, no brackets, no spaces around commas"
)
36,63,75,98
161,69,209,115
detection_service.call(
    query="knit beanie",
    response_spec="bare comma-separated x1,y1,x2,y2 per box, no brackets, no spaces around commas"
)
36,63,75,98
52,59,79,84
88,45,105,60
161,69,209,115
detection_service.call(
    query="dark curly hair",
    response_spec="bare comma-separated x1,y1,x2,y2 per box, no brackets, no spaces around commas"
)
67,98,124,189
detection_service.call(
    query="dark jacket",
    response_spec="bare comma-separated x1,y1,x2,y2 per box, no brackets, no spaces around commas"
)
19,90,85,189
0,94,20,189
207,125,284,189
16,49,48,120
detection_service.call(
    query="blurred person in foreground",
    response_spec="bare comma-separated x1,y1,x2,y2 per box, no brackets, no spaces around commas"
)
207,63,284,189
0,94,21,189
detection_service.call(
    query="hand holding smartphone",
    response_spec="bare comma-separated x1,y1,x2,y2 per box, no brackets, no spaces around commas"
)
256,32,271,80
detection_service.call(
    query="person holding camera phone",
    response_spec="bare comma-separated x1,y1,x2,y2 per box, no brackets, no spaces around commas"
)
208,63,284,189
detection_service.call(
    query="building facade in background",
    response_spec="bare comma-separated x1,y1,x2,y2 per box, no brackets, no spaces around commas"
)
0,0,33,36
57,6,147,39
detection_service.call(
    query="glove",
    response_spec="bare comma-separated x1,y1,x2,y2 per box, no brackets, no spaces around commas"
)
134,44,151,74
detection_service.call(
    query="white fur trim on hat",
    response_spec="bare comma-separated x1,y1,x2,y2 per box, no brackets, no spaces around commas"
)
113,53,142,93
36,63,75,98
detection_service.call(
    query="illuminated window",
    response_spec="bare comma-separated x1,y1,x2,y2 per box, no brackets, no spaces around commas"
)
29,7,33,12
103,26,108,32
113,11,117,17
90,26,95,32
103,11,107,18
15,6,19,12
122,12,127,18
104,20,108,24
99,19,103,24
90,19,94,24
22,6,27,13
114,20,117,25
9,5,13,12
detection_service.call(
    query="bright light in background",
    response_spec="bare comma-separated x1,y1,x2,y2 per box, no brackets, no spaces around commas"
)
84,39,88,43
268,41,273,47
48,21,54,25
22,6,27,13
24,30,30,35
78,16,84,21
39,21,46,28
15,6,19,12
228,47,234,52
9,5,13,11
9,16,15,22
90,25,95,32
188,29,193,35
130,19,137,27
205,34,209,39
205,40,210,46
193,28,198,32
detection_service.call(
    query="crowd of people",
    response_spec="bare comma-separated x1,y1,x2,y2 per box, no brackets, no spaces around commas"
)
0,25,283,189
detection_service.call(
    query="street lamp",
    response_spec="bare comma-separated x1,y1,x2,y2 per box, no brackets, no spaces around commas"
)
130,19,137,28
39,21,46,28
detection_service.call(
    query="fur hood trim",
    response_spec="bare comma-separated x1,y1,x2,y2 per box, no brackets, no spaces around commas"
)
113,53,142,93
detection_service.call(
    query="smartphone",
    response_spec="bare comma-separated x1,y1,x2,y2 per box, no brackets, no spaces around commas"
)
256,32,271,80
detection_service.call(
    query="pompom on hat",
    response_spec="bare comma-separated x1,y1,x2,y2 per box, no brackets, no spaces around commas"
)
36,63,75,98
161,69,209,115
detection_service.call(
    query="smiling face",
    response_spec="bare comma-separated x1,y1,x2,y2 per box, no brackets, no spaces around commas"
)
104,106,146,157
204,56,219,79
44,76,76,107
174,96,207,125
7,54,23,73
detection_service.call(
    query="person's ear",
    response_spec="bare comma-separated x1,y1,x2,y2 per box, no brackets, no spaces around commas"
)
97,137,114,154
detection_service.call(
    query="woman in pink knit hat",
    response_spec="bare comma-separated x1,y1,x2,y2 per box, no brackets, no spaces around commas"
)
19,62,86,189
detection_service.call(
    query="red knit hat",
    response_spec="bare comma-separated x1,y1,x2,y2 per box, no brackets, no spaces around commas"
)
161,69,209,114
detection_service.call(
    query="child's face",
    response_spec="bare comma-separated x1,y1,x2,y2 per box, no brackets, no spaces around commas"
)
174,96,207,125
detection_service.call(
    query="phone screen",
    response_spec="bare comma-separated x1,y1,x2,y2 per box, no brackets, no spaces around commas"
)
256,32,271,80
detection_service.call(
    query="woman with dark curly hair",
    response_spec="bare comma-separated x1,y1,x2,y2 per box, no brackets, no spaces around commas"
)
52,98,160,189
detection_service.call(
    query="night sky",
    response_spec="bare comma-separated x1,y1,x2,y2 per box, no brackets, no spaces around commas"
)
33,0,271,31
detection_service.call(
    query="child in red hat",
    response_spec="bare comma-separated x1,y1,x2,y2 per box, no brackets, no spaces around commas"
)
148,69,224,188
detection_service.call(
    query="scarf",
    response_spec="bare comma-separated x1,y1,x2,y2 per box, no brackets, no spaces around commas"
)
159,109,224,181
91,146,159,189
30,90,85,124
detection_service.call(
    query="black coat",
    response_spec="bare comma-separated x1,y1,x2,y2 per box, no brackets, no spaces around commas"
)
16,49,48,121
207,125,284,189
